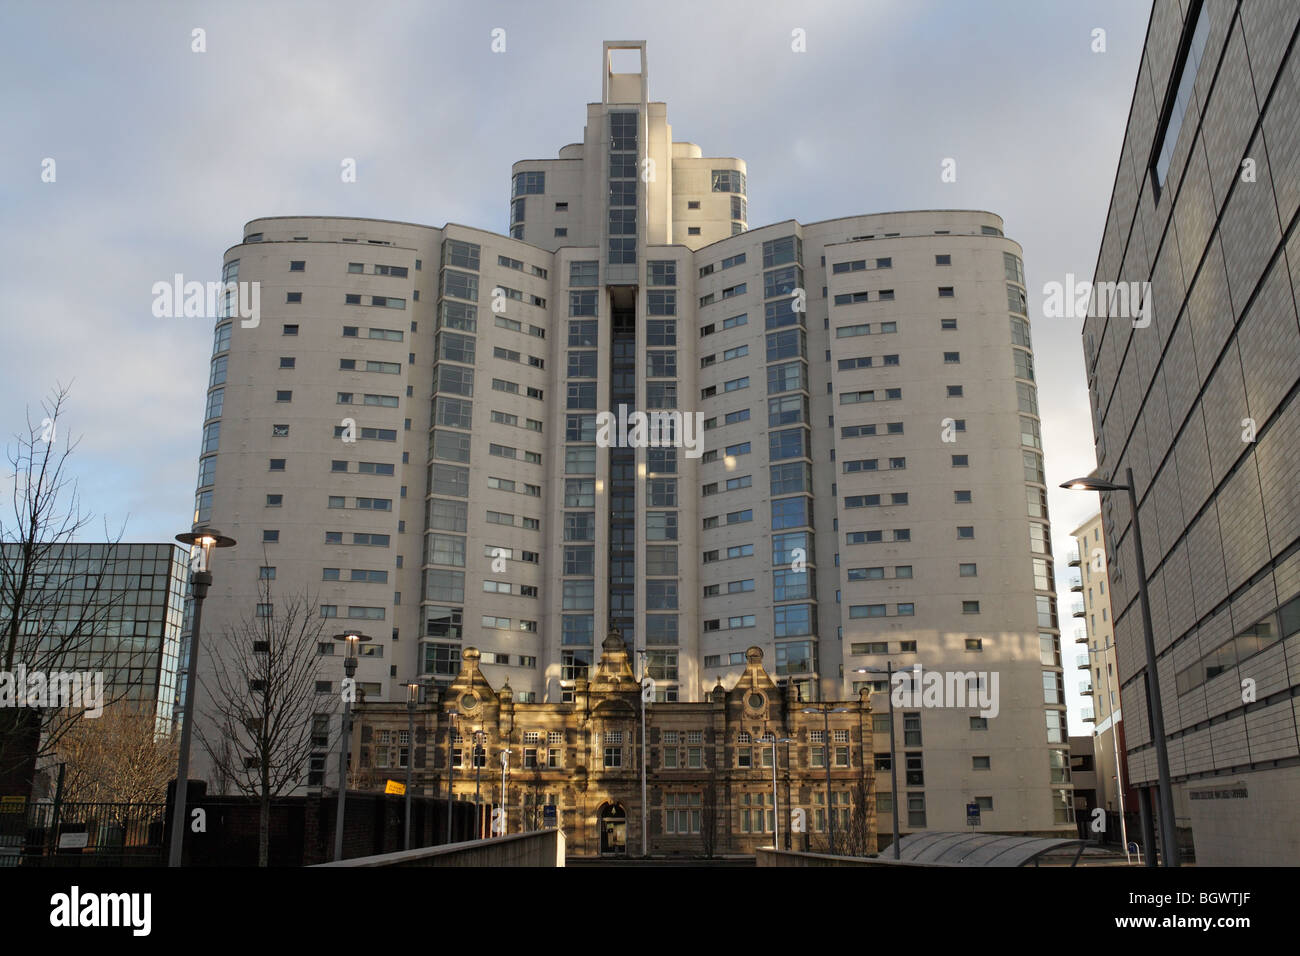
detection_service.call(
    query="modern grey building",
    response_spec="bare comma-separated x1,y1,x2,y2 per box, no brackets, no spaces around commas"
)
1083,0,1300,864
191,42,1072,834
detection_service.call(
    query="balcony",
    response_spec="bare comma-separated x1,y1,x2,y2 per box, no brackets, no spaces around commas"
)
1081,706,1095,723
1071,601,1085,619
1076,653,1090,670
1067,549,1081,567
1079,681,1093,696
1073,628,1088,645
1068,573,1083,593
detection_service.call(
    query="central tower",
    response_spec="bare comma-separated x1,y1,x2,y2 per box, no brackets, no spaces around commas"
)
511,42,747,703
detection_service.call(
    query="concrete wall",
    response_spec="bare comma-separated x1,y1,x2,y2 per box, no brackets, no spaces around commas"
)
314,827,564,867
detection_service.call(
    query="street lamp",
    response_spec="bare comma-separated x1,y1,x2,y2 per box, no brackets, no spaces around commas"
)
802,704,848,853
331,631,371,862
1062,469,1177,867
1087,639,1131,864
404,680,421,850
636,647,649,859
768,735,795,850
856,663,920,859
444,709,459,845
499,748,513,835
169,525,236,868
472,728,487,838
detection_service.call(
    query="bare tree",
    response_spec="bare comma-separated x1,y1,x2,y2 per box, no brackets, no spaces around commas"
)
842,773,876,857
1,386,139,788
522,776,545,831
196,579,335,866
54,704,178,806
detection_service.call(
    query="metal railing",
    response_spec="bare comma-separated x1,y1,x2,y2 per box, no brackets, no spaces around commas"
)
0,801,166,867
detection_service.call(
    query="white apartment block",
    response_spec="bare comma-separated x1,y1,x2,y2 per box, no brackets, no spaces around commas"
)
1071,512,1131,820
189,42,1073,833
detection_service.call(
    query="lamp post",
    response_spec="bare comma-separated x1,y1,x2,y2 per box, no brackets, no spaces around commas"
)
444,709,458,845
472,729,486,838
499,748,512,835
770,735,794,850
331,631,371,862
1088,639,1130,864
636,647,648,859
856,663,920,859
1062,469,1177,867
782,739,793,851
169,526,236,868
802,704,848,853
404,680,420,850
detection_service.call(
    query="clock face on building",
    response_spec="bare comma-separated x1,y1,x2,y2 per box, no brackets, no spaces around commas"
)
461,693,478,711
747,692,766,711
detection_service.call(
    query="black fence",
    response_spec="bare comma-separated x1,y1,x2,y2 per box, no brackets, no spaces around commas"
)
0,800,166,867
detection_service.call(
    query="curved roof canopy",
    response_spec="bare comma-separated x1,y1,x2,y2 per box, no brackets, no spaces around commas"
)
893,832,1087,867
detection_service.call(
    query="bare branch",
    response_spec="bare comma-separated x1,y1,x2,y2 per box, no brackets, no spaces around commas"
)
195,583,338,865
0,385,138,782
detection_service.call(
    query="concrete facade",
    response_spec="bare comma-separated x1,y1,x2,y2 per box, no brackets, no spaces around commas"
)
1082,0,1300,864
190,41,1072,835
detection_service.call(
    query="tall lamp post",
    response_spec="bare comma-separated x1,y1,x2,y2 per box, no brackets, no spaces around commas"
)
1062,469,1178,867
472,729,487,838
856,662,920,859
770,735,794,850
168,526,236,868
332,631,371,862
404,680,421,850
444,709,458,845
636,647,649,859
1088,640,1130,864
499,748,513,835
802,704,847,853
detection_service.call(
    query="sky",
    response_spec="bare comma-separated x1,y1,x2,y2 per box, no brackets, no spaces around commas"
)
0,0,1152,732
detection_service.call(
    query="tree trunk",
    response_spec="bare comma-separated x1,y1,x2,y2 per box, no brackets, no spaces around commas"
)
259,794,270,867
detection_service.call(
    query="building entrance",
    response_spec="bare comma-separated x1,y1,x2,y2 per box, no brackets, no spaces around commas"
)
598,802,627,856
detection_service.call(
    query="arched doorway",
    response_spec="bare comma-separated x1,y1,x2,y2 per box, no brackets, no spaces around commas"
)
598,802,627,856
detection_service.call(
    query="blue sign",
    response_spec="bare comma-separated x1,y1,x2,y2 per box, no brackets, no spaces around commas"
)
543,804,557,827
1127,841,1139,854
966,802,981,825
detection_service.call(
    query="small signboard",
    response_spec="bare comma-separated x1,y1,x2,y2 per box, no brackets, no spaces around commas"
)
58,832,90,849
384,779,406,795
543,804,557,828
966,802,981,826
0,796,25,813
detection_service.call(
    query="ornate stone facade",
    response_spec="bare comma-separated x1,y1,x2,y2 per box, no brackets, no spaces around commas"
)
351,630,876,856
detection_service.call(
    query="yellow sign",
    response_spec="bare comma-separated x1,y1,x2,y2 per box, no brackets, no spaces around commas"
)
385,780,406,795
0,796,26,813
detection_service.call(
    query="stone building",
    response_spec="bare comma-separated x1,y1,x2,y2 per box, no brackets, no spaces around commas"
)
350,629,876,857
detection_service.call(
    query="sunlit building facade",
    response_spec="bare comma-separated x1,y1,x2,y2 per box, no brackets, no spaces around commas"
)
192,42,1070,834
